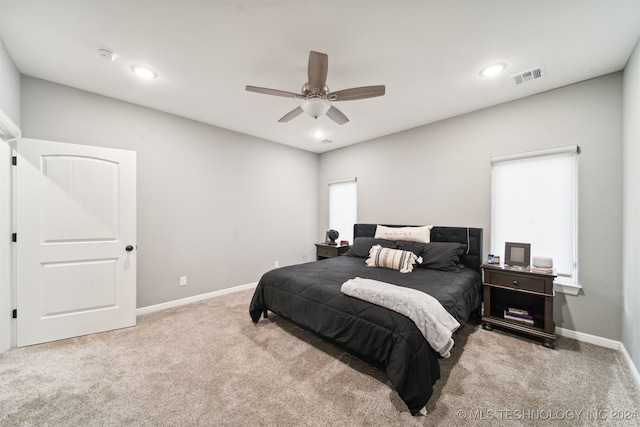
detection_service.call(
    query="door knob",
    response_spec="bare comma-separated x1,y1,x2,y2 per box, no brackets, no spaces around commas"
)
125,245,134,252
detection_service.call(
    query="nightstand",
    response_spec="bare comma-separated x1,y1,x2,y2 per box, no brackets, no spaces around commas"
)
481,263,557,348
315,243,349,260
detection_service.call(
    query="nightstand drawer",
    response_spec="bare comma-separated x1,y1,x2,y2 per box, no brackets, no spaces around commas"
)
317,246,334,257
488,271,545,293
315,244,349,260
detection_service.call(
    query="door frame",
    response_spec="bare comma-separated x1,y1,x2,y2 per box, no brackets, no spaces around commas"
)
0,108,21,352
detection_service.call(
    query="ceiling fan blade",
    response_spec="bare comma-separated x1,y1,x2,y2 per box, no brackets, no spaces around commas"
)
325,105,349,125
278,106,304,123
246,86,303,99
328,85,386,101
308,51,328,91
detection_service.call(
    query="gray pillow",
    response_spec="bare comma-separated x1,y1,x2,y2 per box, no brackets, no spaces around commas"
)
345,237,396,258
396,241,466,271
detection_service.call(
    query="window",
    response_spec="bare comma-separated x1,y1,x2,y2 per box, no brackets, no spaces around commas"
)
491,146,579,286
329,178,357,245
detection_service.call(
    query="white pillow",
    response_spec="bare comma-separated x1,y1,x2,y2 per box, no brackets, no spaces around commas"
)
374,225,433,243
366,245,422,273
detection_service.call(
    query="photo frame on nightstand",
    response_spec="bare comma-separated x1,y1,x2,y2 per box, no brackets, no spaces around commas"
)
504,242,531,267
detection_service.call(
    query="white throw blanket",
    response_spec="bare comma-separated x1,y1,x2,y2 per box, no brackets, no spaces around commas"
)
341,277,460,358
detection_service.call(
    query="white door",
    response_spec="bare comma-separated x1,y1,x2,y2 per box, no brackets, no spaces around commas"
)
16,138,136,347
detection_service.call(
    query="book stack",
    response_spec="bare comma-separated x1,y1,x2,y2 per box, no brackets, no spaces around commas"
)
503,308,534,325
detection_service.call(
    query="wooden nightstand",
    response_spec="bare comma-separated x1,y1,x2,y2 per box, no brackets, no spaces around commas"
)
481,263,557,348
315,243,349,260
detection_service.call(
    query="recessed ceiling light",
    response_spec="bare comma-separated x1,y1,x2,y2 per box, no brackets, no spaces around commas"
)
479,63,507,78
131,65,158,80
313,130,325,139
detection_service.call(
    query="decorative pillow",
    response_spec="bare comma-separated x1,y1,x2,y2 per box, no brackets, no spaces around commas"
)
345,237,396,258
365,245,422,273
374,225,433,243
394,241,429,258
396,241,466,272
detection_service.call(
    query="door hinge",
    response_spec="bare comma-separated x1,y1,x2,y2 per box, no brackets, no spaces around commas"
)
11,156,16,166
11,233,16,242
12,309,17,319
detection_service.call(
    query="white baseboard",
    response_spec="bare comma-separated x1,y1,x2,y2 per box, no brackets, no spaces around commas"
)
620,342,640,392
556,326,640,392
136,282,258,316
555,326,621,350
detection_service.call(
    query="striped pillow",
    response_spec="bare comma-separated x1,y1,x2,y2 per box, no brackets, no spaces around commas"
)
365,245,422,273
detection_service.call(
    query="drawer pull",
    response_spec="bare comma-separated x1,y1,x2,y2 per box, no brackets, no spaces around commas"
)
512,280,519,286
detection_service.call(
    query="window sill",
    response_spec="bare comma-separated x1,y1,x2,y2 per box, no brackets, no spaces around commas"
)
554,281,582,296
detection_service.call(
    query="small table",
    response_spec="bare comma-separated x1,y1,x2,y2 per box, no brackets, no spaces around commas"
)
481,263,556,348
315,243,349,260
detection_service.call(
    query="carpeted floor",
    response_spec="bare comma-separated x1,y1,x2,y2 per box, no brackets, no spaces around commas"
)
1,289,639,426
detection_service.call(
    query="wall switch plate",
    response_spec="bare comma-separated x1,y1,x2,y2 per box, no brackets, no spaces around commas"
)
274,261,279,268
179,276,187,286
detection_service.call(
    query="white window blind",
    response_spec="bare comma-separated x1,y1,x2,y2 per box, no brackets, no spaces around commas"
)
491,146,579,284
329,178,357,245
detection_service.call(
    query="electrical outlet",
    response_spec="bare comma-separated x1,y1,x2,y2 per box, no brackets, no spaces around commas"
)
274,260,279,268
179,276,187,286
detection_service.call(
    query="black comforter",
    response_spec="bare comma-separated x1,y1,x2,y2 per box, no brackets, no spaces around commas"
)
249,255,481,415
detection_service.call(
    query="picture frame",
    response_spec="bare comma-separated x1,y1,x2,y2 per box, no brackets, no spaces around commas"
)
504,242,531,268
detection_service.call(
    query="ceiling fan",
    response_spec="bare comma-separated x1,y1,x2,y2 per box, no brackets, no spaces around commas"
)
246,51,385,125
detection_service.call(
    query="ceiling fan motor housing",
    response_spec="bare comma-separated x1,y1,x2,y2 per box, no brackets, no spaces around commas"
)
302,82,329,97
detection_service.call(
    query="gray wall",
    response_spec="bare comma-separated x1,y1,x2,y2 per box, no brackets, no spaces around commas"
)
21,76,319,308
623,39,640,374
319,73,624,341
0,37,20,127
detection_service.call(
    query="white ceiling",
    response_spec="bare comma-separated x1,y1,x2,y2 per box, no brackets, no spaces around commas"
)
1,1,639,153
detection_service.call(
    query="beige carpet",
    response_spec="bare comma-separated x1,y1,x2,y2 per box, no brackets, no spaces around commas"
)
1,289,639,426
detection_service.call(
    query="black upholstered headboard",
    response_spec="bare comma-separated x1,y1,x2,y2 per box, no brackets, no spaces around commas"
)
353,224,483,275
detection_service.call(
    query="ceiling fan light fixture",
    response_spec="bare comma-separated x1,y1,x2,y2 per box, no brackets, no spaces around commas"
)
480,63,506,78
301,98,331,119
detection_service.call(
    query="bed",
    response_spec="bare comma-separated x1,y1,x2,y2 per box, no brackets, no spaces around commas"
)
249,224,483,415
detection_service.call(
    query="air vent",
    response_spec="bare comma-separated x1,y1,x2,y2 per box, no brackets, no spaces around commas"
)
511,66,544,84
321,139,332,144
